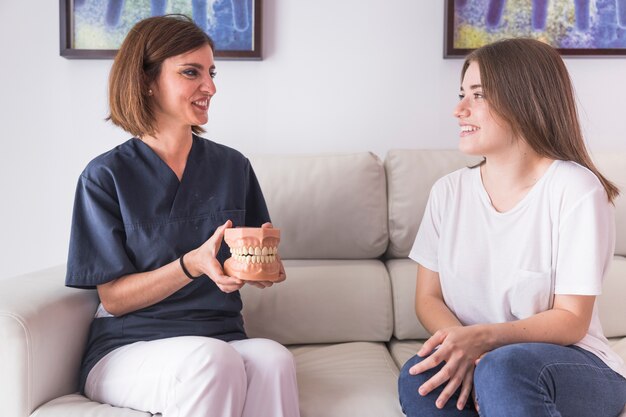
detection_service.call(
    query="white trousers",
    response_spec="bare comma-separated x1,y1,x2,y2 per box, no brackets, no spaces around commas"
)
85,336,300,417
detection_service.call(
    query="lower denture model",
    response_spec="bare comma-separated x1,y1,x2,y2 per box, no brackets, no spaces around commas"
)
223,227,281,281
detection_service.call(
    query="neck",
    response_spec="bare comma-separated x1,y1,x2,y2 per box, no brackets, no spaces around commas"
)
481,145,552,190
479,146,554,212
140,125,194,180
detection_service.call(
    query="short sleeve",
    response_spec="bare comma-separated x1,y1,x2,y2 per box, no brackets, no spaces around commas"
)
244,160,271,227
409,186,441,272
65,175,137,289
554,186,615,295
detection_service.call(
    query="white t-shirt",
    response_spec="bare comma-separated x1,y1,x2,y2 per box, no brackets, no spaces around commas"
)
409,160,626,378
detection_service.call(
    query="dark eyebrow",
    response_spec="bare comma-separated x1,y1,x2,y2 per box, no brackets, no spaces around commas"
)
178,63,216,70
460,84,483,91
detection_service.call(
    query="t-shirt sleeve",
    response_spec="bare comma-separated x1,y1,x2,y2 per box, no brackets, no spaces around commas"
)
65,175,138,289
244,160,271,227
409,186,441,272
554,186,615,295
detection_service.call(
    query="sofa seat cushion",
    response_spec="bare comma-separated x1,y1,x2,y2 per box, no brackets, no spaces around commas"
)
387,339,423,370
241,260,393,344
31,394,153,417
289,342,404,417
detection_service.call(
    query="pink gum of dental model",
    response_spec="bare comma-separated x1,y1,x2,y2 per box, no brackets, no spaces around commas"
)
223,227,281,281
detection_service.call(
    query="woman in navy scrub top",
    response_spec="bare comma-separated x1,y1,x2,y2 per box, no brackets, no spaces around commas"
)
66,15,300,417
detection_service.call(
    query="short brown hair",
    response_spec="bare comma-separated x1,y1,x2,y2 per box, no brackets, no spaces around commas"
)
107,14,214,137
462,38,619,203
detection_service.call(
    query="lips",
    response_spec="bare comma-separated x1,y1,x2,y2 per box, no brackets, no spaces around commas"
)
192,98,209,111
460,124,480,137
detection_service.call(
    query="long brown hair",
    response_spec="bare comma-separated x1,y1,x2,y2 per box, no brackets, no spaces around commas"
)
107,14,214,137
462,38,619,203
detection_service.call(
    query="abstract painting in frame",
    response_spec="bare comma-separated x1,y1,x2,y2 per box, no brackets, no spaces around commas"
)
60,0,262,59
445,0,626,57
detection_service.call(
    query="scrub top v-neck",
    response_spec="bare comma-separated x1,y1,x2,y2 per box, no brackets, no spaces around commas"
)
66,135,270,392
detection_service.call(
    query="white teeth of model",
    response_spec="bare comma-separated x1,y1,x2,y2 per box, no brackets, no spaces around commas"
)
254,247,261,256
241,247,247,255
273,246,278,254
261,247,268,256
248,246,254,255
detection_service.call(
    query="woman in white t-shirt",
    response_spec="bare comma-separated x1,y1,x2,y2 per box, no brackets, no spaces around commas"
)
398,38,626,417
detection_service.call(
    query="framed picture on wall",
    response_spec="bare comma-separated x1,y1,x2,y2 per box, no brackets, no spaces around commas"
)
445,0,626,57
60,0,262,59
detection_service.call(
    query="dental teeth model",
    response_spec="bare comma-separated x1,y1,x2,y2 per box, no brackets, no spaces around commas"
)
223,227,281,281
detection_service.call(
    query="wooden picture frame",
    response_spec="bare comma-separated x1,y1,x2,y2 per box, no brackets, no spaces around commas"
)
60,0,262,60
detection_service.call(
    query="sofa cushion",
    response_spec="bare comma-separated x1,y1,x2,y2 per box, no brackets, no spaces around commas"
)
388,256,626,340
289,342,404,417
31,394,152,417
592,152,626,256
241,259,393,344
387,339,423,370
386,258,430,340
384,149,481,258
250,152,388,259
599,256,626,337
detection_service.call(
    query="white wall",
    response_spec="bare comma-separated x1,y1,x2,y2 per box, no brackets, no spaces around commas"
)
1,1,625,278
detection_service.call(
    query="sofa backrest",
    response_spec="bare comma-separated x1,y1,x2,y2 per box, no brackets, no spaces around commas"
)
249,152,389,259
243,152,393,345
384,149,482,259
592,152,626,257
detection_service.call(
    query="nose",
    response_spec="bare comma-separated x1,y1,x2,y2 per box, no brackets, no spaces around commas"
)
454,97,469,119
202,75,217,96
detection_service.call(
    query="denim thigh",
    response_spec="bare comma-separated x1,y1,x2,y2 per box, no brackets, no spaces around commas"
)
473,343,626,417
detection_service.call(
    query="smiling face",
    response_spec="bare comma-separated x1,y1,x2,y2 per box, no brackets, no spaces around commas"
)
454,61,517,157
150,43,216,131
223,228,281,281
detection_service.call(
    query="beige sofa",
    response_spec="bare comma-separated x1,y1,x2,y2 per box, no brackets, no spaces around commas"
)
1,150,625,417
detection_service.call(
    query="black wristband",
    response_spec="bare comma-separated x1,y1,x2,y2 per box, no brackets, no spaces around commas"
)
180,253,200,280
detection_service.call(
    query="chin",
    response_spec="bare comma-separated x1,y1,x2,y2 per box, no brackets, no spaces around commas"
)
458,141,482,156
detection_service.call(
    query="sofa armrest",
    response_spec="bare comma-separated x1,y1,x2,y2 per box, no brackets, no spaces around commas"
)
0,265,99,417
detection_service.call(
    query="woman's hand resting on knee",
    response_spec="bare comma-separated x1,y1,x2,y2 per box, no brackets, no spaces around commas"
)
408,325,491,411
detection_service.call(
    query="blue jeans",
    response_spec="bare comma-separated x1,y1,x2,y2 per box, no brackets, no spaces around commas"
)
398,343,626,417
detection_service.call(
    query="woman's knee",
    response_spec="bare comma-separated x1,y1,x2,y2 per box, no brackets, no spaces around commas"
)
475,344,543,385
176,337,246,384
234,338,296,377
398,355,434,410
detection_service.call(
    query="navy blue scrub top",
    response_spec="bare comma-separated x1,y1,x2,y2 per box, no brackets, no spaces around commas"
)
65,135,270,393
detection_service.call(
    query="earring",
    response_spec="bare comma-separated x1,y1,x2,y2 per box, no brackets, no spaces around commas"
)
148,89,153,96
